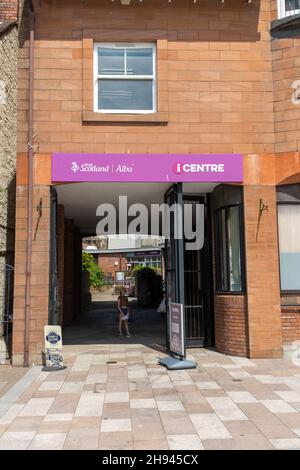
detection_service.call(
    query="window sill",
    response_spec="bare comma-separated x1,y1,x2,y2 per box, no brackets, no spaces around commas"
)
271,13,300,35
281,305,300,310
281,290,300,295
82,111,168,125
215,291,245,296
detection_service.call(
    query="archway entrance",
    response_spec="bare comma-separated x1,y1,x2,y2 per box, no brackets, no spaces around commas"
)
49,182,216,353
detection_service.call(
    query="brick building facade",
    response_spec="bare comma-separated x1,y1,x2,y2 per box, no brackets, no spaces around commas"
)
0,0,18,21
0,0,18,362
97,253,128,278
11,0,300,365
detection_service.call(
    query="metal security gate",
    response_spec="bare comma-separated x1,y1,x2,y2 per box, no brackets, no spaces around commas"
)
0,263,14,363
49,187,59,325
164,186,213,348
164,183,185,304
183,197,205,347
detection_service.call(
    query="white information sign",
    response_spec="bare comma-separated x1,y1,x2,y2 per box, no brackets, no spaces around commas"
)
169,302,185,357
44,325,63,369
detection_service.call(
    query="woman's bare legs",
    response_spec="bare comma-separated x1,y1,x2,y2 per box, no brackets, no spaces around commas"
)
118,315,123,336
124,320,130,337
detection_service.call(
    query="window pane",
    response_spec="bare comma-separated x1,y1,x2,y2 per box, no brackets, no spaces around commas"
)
228,207,242,292
98,79,153,111
216,206,243,292
98,48,125,75
216,209,228,291
285,0,300,12
221,209,228,291
278,204,300,290
126,48,153,76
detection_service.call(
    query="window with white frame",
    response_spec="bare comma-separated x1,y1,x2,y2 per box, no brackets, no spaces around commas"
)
278,203,300,291
278,0,300,18
94,43,156,113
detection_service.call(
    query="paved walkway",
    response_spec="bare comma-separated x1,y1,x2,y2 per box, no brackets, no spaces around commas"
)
1,346,300,450
0,366,28,399
63,291,166,348
1,293,300,450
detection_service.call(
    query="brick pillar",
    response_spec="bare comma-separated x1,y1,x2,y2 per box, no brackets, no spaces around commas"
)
63,218,75,326
73,228,82,319
243,185,283,358
12,184,51,366
0,0,18,21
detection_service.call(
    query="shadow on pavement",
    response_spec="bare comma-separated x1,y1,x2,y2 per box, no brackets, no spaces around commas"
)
63,296,166,350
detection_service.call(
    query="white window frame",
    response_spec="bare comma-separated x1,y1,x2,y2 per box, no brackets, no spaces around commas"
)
278,0,300,19
277,203,300,291
93,42,156,114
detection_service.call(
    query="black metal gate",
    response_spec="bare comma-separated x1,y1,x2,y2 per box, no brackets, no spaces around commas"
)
0,263,14,363
49,187,59,325
164,183,185,304
183,196,205,347
164,186,213,348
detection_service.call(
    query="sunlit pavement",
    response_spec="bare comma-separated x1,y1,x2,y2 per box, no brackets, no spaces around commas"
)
1,348,300,449
1,294,300,450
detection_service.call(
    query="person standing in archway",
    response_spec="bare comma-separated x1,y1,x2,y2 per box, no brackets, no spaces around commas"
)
117,289,131,338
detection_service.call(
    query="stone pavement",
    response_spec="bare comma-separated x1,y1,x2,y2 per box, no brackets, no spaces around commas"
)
0,365,27,399
1,347,300,450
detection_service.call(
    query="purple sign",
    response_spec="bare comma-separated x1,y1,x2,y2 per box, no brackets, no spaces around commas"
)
51,153,243,183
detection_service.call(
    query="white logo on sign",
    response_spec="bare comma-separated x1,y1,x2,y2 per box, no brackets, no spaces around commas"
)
71,161,80,173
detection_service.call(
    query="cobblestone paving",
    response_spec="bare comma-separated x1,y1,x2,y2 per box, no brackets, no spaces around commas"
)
1,347,300,450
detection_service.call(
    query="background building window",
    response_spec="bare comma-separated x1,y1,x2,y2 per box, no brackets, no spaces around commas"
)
278,204,300,291
278,0,300,18
215,206,243,293
94,43,156,113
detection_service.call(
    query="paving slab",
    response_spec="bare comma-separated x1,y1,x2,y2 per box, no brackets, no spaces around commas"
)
2,314,300,451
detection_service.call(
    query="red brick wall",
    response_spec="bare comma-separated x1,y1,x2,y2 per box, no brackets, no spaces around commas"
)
17,0,275,155
214,295,249,357
272,36,300,153
0,0,18,21
281,308,300,344
98,254,128,279
243,185,283,358
270,0,300,154
12,184,51,366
